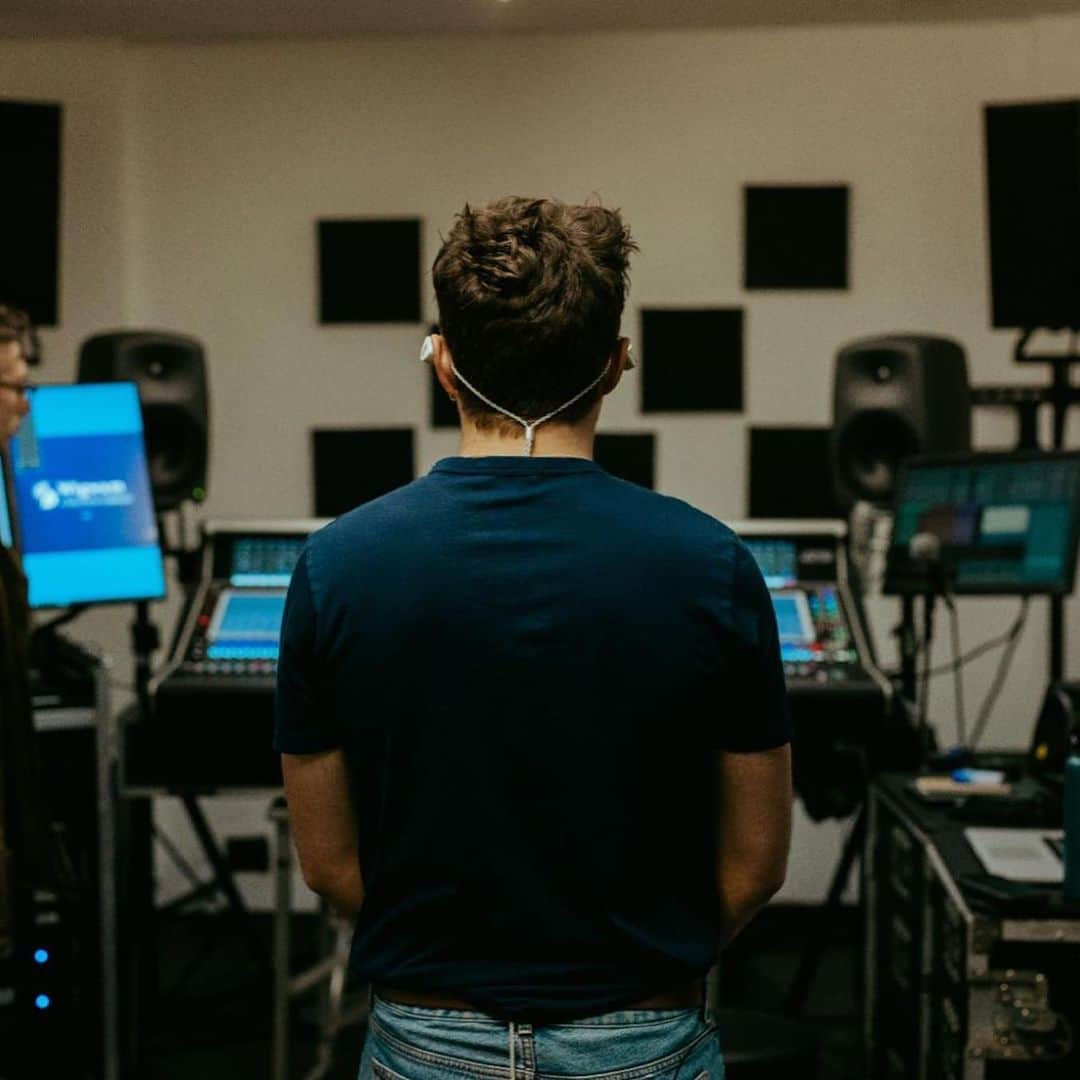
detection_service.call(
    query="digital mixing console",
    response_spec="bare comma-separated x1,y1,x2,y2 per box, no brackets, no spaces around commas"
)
169,531,305,685
736,521,891,819
126,521,326,789
126,517,889,795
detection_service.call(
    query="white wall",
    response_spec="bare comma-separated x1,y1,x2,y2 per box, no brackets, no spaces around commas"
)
0,39,131,353
5,15,1080,908
0,37,169,694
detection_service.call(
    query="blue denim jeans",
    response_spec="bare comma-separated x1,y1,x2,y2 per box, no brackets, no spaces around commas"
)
358,996,724,1079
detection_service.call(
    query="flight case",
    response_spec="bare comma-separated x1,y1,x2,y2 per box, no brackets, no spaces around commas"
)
865,775,1080,1079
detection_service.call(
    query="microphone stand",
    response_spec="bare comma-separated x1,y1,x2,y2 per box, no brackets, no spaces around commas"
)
898,593,919,707
915,584,938,760
906,537,954,763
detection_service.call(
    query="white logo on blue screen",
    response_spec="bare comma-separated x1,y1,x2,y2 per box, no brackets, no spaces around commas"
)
32,481,61,511
33,478,134,511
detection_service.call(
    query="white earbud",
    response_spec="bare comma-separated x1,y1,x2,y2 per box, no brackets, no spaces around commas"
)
419,335,435,364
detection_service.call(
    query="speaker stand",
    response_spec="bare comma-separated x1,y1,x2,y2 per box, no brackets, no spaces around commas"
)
783,804,866,1017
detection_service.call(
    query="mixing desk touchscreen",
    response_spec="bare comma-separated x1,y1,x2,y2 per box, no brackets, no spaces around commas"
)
737,523,882,695
200,590,285,668
770,586,861,682
735,523,888,821
131,520,326,789
169,529,312,682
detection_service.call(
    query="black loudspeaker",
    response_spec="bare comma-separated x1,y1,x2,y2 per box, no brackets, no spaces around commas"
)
1029,681,1080,780
831,334,971,507
985,100,1080,330
77,331,209,511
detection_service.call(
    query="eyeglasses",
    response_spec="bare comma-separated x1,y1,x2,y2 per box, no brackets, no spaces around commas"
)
0,379,36,397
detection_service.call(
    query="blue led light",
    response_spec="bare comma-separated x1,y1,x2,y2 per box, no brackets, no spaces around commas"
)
35,994,51,1010
33,948,49,964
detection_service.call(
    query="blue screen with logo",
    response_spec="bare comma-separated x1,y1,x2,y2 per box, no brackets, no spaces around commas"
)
8,382,166,608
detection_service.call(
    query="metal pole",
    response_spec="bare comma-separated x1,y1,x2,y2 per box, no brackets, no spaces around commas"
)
899,594,918,705
1050,359,1070,683
94,663,119,1080
862,792,878,1075
271,798,291,1080
783,805,867,1017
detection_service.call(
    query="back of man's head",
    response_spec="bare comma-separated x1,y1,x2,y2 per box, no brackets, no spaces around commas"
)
433,197,636,430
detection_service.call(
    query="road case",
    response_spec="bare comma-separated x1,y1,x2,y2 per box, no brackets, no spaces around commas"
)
865,775,1080,1079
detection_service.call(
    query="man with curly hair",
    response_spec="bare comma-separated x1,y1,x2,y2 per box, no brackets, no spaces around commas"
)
276,198,792,1079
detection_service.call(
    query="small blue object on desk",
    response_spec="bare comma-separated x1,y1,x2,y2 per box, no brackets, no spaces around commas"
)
951,768,1006,785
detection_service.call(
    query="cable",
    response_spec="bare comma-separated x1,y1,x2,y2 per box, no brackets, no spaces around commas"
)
923,599,1030,677
153,824,207,895
946,597,967,746
969,598,1031,750
30,603,90,637
894,598,1027,745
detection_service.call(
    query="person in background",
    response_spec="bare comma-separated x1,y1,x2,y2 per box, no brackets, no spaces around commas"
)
0,302,32,984
0,305,33,439
276,197,793,1079
0,305,77,1057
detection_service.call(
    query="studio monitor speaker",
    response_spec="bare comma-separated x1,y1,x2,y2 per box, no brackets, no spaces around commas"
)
831,334,971,507
77,331,209,511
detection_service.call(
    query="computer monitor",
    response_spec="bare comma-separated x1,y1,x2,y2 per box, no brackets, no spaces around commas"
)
884,451,1080,595
7,382,166,608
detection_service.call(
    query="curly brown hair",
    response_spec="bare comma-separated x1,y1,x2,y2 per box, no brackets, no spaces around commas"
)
432,197,637,430
0,304,36,364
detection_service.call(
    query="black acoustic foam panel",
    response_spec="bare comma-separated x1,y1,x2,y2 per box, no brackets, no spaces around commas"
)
594,433,655,489
744,185,849,290
312,428,415,517
318,218,422,324
641,308,743,413
0,101,61,326
985,100,1080,330
748,426,843,519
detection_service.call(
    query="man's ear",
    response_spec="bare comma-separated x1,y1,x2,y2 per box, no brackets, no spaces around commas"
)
431,335,459,403
603,337,632,396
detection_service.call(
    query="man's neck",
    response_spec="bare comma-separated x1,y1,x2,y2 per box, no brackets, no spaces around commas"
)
457,421,595,459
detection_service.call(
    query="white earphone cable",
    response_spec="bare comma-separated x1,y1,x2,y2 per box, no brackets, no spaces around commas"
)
448,358,611,456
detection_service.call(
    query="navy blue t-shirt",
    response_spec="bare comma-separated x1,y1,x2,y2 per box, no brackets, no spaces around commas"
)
274,456,789,1021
